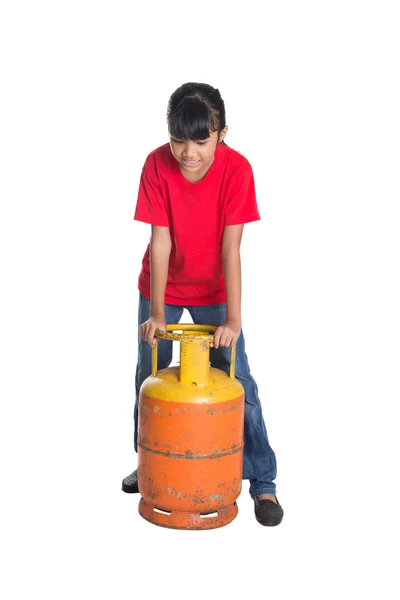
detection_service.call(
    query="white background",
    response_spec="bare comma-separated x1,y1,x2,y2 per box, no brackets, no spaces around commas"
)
1,1,399,598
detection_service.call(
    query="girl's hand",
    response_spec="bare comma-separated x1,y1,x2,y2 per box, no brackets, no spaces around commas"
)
140,316,166,348
210,320,241,349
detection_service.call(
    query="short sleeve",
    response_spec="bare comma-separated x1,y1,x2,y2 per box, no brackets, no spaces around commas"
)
224,159,261,226
133,154,170,226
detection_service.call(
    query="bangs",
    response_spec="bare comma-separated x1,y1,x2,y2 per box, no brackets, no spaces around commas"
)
168,96,217,141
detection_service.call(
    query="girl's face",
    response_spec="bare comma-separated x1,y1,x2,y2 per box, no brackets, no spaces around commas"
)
170,127,228,181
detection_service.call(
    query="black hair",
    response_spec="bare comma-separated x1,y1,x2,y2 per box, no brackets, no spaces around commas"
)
167,82,227,145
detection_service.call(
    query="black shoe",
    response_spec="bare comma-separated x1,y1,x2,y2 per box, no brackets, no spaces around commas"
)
121,469,139,494
254,495,284,526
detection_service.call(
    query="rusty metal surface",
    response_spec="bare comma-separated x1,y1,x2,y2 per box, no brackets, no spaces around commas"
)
155,330,214,343
137,443,243,459
138,451,243,513
138,322,245,530
138,395,244,527
143,366,244,404
139,395,244,456
152,324,238,381
139,498,238,530
155,324,217,343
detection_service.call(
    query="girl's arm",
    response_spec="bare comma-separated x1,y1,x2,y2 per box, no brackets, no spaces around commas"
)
211,224,244,349
150,225,172,317
140,225,172,346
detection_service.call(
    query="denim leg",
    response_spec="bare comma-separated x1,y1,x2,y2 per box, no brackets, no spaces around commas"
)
133,293,184,452
187,303,277,498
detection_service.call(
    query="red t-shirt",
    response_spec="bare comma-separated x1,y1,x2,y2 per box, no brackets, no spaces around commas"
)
134,142,260,305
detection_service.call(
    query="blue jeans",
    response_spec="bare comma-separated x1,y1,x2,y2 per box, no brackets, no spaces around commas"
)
133,293,277,498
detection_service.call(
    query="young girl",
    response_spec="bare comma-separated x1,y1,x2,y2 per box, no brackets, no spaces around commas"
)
122,82,283,527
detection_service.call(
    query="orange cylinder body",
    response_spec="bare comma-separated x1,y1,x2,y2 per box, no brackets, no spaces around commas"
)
137,328,244,530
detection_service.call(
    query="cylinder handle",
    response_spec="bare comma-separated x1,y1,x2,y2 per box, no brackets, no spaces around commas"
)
151,324,236,379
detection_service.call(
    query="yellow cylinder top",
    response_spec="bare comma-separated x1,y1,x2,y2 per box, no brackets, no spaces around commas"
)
142,366,243,404
147,325,242,403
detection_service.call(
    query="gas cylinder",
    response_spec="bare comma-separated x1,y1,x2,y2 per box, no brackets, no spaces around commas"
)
137,324,244,530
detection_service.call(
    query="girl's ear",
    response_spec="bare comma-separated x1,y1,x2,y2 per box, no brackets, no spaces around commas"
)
219,125,229,143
